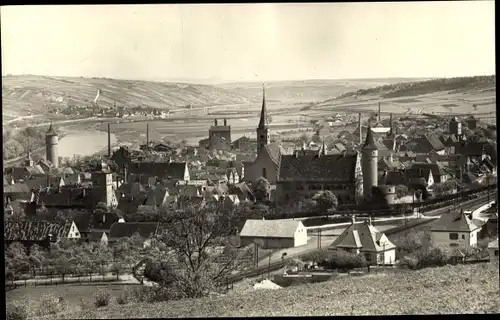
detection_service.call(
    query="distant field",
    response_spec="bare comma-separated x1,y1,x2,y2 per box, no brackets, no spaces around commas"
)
34,262,499,318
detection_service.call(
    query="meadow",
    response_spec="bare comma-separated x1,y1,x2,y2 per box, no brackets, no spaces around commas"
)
11,262,498,318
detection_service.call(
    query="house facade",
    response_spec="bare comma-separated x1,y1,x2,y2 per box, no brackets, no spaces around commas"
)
239,219,308,249
430,210,481,248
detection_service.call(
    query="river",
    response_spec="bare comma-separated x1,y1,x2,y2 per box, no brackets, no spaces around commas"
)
57,129,118,159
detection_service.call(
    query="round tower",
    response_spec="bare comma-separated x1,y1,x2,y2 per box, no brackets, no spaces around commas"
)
379,185,396,205
361,126,378,198
45,122,59,168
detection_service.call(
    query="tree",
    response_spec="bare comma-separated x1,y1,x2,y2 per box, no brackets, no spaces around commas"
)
154,207,253,299
253,177,270,202
6,243,29,279
312,190,338,214
28,244,45,278
395,185,409,198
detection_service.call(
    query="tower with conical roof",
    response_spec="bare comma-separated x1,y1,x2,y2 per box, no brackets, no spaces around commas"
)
361,125,378,198
256,84,270,154
45,121,59,168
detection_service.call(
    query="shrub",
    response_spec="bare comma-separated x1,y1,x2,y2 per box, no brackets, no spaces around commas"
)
416,247,451,268
399,256,419,270
93,289,111,308
116,288,130,305
300,249,332,264
35,294,65,316
321,250,367,271
6,301,28,320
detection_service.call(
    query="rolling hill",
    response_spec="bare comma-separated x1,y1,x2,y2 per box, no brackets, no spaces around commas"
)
1,75,261,121
216,78,430,104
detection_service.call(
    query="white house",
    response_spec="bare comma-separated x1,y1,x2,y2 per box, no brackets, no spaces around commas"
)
328,216,397,265
239,219,308,249
430,209,482,248
487,238,498,260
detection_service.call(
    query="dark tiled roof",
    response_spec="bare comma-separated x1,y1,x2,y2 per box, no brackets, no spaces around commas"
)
422,134,446,151
264,143,282,165
4,220,72,242
109,222,160,239
128,161,186,180
24,176,63,190
279,152,358,182
4,183,31,194
37,187,94,208
410,162,447,178
178,185,202,197
384,171,406,185
228,182,255,202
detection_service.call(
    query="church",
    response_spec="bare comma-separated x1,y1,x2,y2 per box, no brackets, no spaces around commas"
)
243,86,382,205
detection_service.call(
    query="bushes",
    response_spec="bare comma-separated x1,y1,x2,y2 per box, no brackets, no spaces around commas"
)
300,249,332,264
6,301,28,320
319,250,367,271
93,289,111,308
116,287,131,305
35,294,67,317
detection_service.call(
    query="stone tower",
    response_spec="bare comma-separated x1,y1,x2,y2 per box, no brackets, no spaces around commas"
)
449,117,462,136
45,122,59,168
361,126,378,198
91,171,115,209
256,84,270,154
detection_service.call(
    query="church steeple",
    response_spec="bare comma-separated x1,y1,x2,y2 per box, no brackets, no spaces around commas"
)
256,84,270,154
258,84,268,129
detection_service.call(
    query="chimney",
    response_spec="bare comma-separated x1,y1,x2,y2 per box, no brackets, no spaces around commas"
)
215,119,218,126
224,118,227,126
389,113,393,136
108,123,111,157
378,102,381,123
351,215,356,225
103,213,106,223
358,113,362,145
146,123,149,145
123,165,128,184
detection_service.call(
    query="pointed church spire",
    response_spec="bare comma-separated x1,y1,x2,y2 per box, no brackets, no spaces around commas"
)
258,83,267,128
362,125,377,150
46,121,56,136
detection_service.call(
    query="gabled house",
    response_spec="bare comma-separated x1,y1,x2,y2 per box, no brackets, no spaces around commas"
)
277,151,361,205
328,217,396,265
409,162,449,184
4,220,81,250
128,160,190,182
108,222,162,248
228,182,255,203
405,165,435,189
430,209,482,248
4,183,32,202
488,238,499,260
239,219,308,249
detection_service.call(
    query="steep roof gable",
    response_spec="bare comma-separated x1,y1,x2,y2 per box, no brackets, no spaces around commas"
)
431,210,479,232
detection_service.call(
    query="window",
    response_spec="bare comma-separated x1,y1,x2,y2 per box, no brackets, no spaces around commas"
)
495,250,499,257
449,243,459,247
449,233,458,240
462,235,465,239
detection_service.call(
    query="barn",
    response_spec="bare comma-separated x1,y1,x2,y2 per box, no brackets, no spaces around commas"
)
239,219,308,249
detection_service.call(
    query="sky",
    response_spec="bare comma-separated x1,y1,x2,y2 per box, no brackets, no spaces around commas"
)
1,2,495,82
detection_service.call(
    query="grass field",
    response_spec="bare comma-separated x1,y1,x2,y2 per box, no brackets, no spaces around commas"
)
14,262,498,318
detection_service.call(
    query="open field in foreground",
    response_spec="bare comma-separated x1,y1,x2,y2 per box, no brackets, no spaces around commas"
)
15,262,498,318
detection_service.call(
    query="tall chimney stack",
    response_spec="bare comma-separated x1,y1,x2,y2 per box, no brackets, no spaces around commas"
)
215,119,218,126
107,123,111,157
378,102,381,123
224,118,227,126
146,123,149,145
389,113,393,136
358,113,362,145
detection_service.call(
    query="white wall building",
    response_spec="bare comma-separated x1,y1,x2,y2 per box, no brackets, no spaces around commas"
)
430,209,481,249
239,219,308,249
